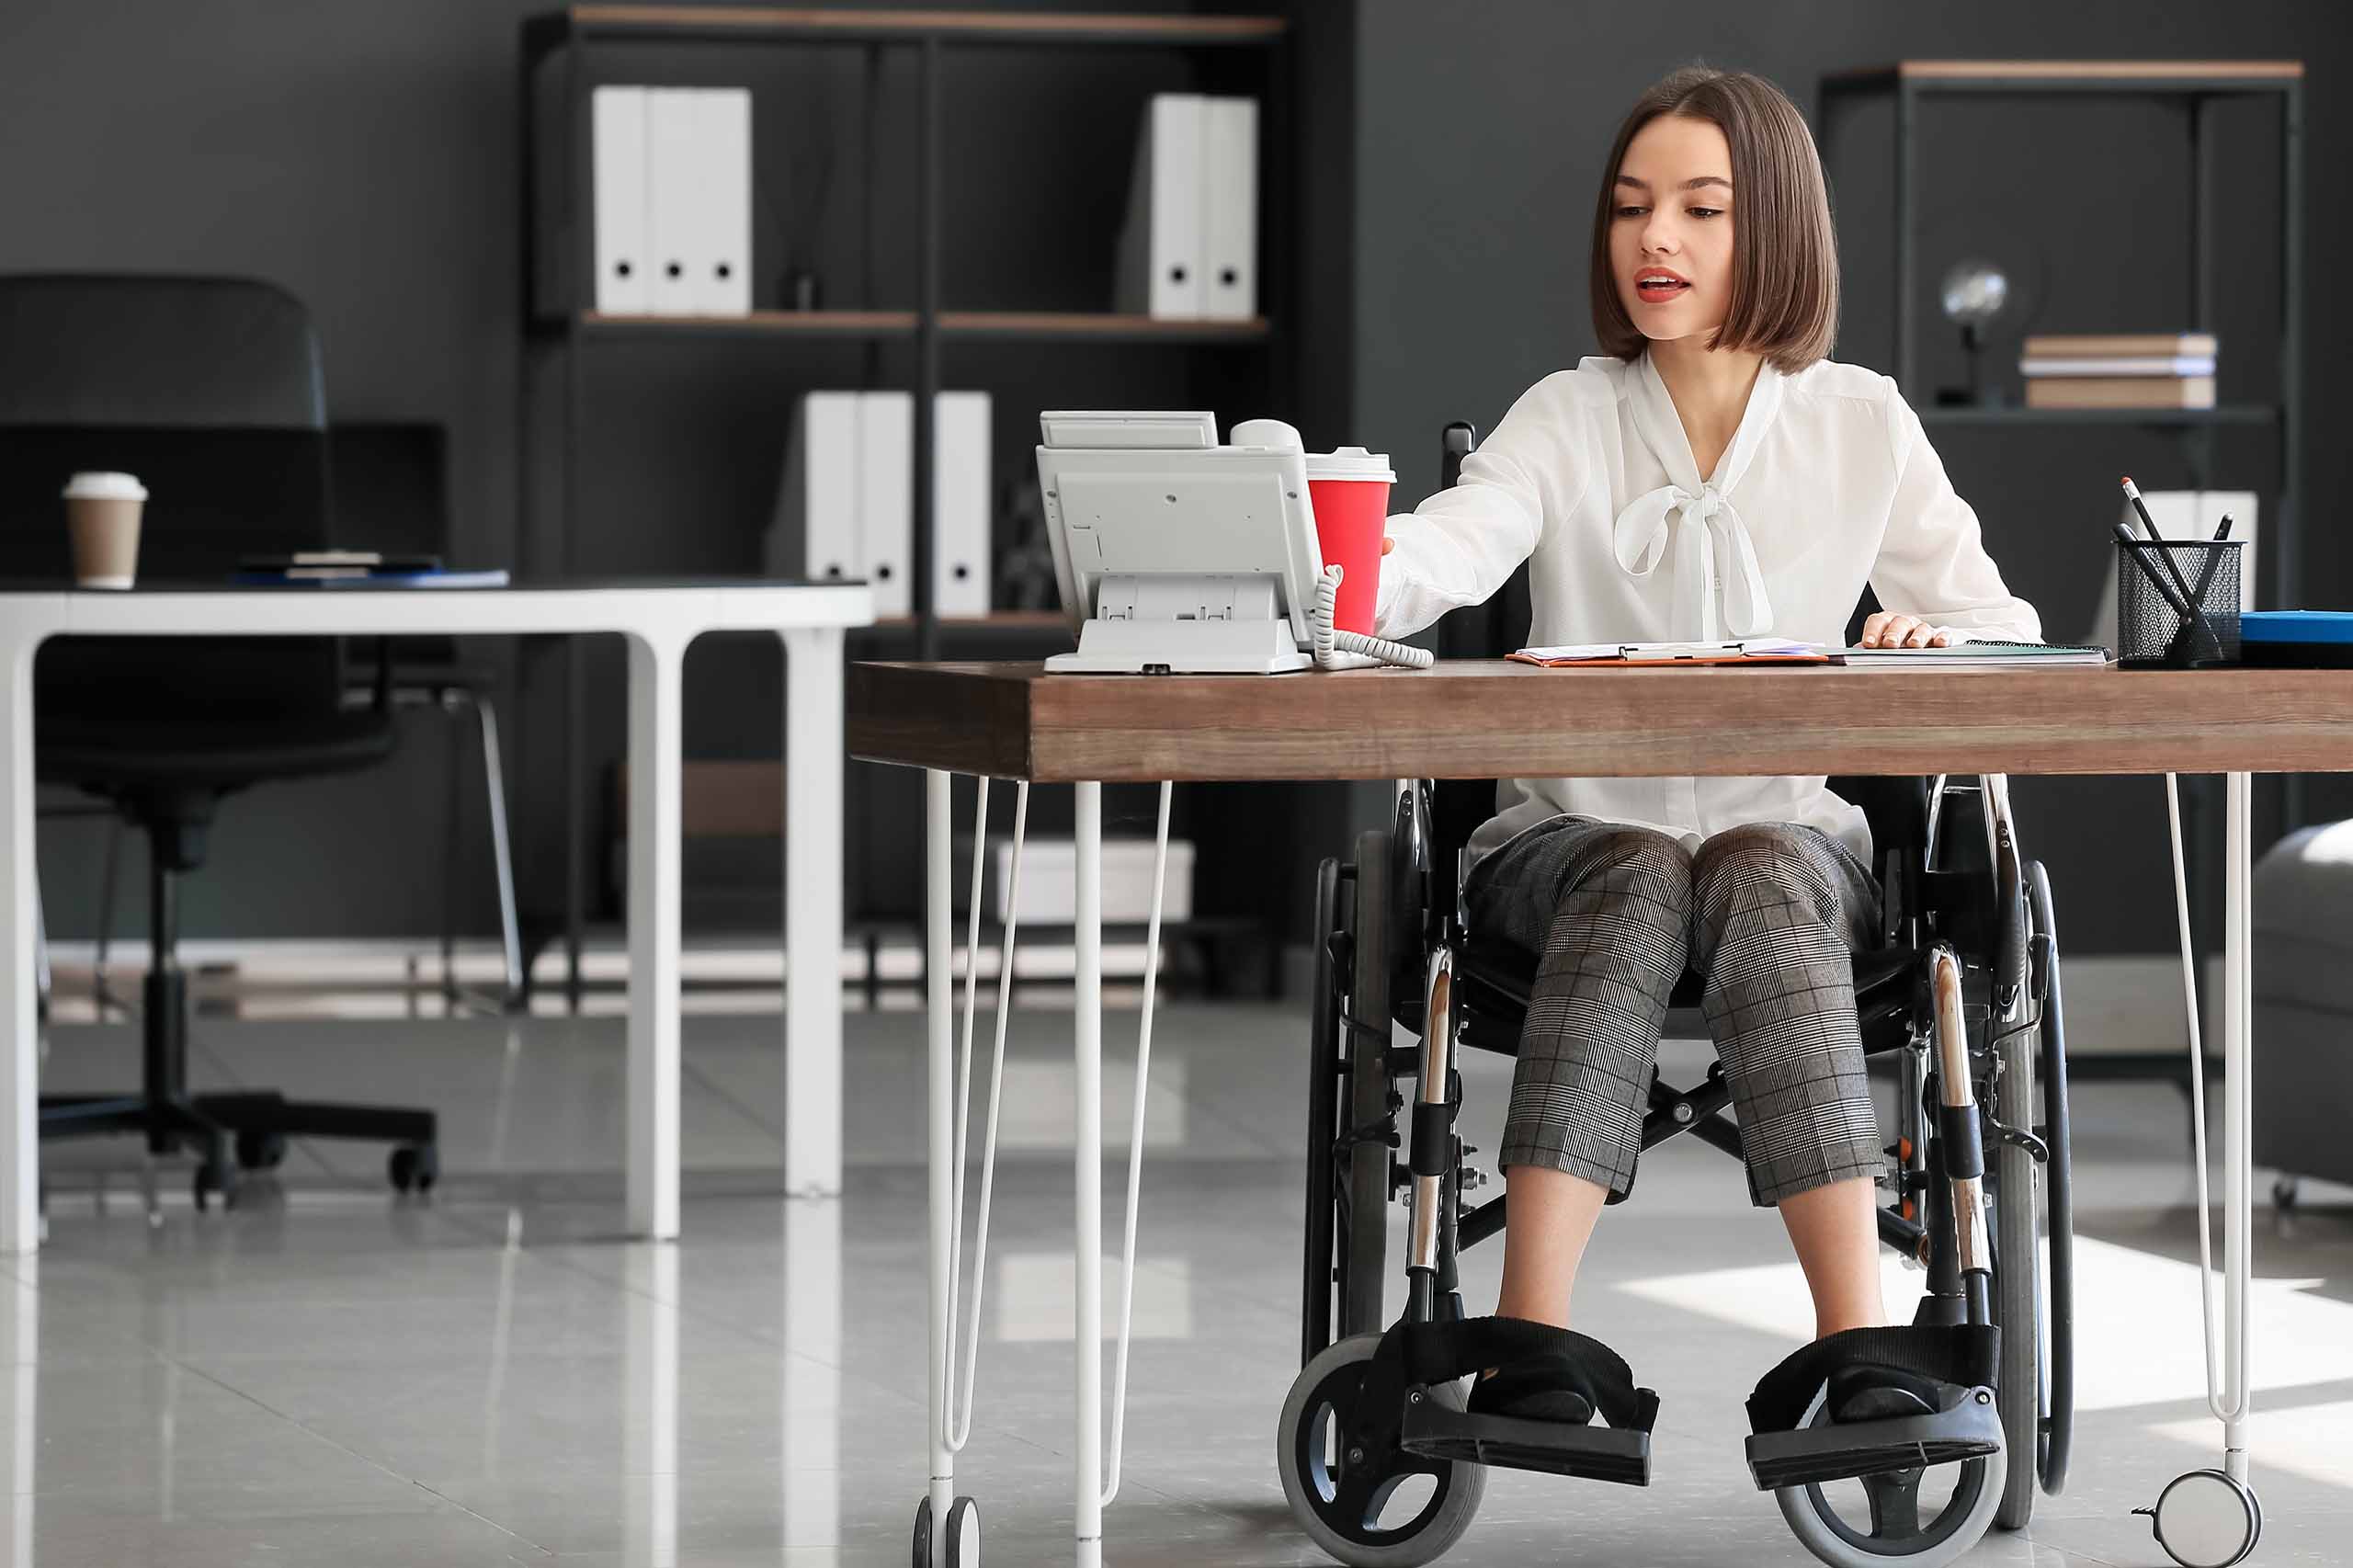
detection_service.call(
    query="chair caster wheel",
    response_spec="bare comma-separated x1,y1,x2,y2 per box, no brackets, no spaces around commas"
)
389,1145,438,1195
236,1131,288,1171
944,1497,978,1566
2272,1176,2300,1213
194,1159,238,1212
910,1495,978,1567
2140,1469,2262,1568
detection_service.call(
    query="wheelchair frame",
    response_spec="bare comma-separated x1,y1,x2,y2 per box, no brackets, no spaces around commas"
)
1291,766,2075,1565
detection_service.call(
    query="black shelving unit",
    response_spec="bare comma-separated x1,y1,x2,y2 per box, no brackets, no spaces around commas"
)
1821,60,2306,1085
1820,59,2303,603
517,5,1295,995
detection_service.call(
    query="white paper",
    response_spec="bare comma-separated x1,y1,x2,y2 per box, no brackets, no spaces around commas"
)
1518,637,1820,661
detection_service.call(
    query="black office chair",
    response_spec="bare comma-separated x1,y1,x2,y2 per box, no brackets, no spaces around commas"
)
1279,423,2075,1568
0,273,439,1209
329,422,524,1010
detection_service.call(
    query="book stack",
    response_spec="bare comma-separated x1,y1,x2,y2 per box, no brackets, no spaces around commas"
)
2020,333,2217,410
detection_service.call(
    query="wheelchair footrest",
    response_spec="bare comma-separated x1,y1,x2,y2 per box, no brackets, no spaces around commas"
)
1744,1381,2001,1490
1402,1395,1652,1485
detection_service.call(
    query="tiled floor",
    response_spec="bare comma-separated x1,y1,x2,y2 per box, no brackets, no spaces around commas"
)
17,1000,2353,1565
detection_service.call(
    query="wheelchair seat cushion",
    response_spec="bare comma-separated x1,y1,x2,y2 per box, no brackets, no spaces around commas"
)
1455,935,1916,1018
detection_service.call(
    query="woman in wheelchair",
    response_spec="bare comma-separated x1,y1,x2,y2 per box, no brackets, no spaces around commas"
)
1281,66,2074,1568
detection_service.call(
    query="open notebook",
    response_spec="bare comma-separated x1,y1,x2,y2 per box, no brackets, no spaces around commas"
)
1836,641,2111,667
1510,638,2113,668
1509,638,1829,666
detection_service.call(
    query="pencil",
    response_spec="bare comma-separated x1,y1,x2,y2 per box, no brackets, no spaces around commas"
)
2121,476,2222,661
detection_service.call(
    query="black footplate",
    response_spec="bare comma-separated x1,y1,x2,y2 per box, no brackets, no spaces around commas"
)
1745,1381,2002,1490
1403,1396,1652,1486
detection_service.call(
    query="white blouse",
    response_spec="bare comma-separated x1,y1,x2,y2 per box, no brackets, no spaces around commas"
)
1373,350,2042,872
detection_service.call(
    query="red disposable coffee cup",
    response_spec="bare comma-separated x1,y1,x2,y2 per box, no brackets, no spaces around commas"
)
1305,446,1395,635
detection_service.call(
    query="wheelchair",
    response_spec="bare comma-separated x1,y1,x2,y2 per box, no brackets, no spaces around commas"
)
1278,426,2077,1568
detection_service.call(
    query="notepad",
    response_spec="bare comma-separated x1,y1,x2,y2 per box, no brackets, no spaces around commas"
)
1511,638,1829,667
1836,641,2111,668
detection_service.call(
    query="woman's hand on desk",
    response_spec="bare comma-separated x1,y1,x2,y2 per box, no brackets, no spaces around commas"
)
1858,611,1954,649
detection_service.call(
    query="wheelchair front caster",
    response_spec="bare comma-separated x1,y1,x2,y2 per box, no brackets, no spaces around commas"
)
389,1144,438,1195
2139,1469,2261,1568
1774,1392,2005,1568
1278,1333,1484,1568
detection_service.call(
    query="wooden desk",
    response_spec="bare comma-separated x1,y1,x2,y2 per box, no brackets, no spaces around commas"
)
850,659,2353,780
849,659,2334,1566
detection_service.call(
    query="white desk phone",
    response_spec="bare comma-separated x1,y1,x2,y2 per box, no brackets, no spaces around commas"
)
1034,410,1436,674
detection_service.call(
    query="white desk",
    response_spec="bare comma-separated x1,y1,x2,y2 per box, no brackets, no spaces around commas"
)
0,579,873,1255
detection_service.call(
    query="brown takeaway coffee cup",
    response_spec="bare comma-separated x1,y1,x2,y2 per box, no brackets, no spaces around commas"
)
63,472,146,588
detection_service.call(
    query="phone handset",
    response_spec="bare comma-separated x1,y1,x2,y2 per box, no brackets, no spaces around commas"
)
1312,564,1433,669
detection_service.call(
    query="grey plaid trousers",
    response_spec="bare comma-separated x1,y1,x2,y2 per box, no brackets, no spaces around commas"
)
1462,814,1884,1206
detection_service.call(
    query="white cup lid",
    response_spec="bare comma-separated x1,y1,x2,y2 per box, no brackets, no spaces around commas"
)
63,472,147,502
1304,446,1395,483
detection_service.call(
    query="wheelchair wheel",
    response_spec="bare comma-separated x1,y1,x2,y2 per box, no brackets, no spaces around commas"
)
1776,1388,2006,1568
1339,831,1396,1343
1989,859,2075,1529
1278,1333,1484,1568
2029,862,2076,1495
1991,997,2042,1531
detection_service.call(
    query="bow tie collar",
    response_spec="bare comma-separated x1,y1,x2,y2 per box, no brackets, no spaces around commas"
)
1611,355,1785,642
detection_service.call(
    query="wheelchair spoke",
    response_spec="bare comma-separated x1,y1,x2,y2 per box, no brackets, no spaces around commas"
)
1863,1466,1926,1539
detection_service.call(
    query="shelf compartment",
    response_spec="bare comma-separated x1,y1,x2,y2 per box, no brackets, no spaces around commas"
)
571,310,1270,344
1918,403,2279,428
558,6,1289,48
1826,60,2303,95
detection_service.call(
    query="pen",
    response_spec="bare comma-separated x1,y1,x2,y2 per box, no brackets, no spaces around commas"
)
2122,476,2223,661
2174,512,2239,664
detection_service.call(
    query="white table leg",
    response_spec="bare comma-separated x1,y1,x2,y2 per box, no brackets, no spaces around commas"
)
626,632,684,1242
925,770,956,1553
1074,780,1102,1568
781,628,845,1199
2223,771,2252,1482
0,641,36,1256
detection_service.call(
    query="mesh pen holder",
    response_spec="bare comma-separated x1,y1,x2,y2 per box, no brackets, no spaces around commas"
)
2117,540,2243,667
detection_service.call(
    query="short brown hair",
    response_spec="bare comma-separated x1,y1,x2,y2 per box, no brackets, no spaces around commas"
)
1590,66,1838,373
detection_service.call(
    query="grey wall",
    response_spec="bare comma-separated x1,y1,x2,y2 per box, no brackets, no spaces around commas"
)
5,1,544,942
6,1,2341,958
1351,0,2346,952
2,0,1336,947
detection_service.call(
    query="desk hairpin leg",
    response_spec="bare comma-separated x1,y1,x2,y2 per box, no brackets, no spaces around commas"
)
2145,771,2262,1568
918,770,1171,1568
